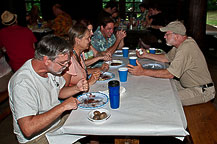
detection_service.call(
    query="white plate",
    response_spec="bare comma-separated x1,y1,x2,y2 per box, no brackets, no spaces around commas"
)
129,51,136,55
143,63,165,70
78,92,109,109
98,72,115,82
113,50,123,56
106,60,124,68
87,109,111,124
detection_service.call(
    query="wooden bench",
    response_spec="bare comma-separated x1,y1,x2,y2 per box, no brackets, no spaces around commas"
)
0,91,11,122
183,101,217,144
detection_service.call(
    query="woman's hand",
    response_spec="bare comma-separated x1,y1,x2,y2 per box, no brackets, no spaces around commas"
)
100,63,109,72
88,71,101,85
76,78,89,92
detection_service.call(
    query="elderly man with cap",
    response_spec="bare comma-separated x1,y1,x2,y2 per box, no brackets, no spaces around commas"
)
0,10,36,71
128,21,215,106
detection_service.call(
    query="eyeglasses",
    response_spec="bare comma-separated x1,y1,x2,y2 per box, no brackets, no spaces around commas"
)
165,33,174,37
55,60,70,68
165,33,175,36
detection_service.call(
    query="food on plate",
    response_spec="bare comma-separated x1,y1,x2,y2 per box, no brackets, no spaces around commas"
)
82,93,101,105
106,60,122,67
99,112,107,119
99,74,111,81
78,92,108,109
155,49,163,54
83,98,99,104
93,110,100,115
93,115,100,120
92,110,108,120
115,52,122,55
111,62,122,66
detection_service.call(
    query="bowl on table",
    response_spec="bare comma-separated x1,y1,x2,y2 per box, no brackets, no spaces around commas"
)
87,109,111,124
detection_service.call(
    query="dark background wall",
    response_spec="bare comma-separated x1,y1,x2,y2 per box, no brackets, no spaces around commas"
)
40,0,102,27
0,0,208,50
1,0,26,27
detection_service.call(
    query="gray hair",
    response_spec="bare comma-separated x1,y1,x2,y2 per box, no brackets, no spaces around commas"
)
35,35,71,61
68,24,88,47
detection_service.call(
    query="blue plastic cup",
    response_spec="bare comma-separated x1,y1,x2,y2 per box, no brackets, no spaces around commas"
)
108,80,120,109
118,67,128,82
38,23,42,28
129,56,137,66
122,47,129,57
149,48,156,54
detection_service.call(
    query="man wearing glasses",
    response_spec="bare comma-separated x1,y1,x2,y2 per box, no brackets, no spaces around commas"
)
8,35,88,144
128,21,215,106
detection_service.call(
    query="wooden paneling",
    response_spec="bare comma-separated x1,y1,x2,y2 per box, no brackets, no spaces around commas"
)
186,0,207,51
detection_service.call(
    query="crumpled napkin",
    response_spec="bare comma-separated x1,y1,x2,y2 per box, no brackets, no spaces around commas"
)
99,86,126,97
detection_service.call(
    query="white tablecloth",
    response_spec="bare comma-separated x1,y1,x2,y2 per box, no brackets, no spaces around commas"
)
46,54,189,144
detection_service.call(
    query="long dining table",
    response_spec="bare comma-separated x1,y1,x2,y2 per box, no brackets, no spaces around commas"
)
46,50,189,144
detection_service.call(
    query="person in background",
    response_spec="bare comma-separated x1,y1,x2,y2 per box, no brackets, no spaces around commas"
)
97,1,118,27
48,3,75,38
64,24,109,87
76,19,112,68
111,10,121,29
128,21,215,106
0,10,36,72
91,16,126,63
144,3,167,29
140,3,170,52
138,3,148,23
8,35,88,144
26,5,43,26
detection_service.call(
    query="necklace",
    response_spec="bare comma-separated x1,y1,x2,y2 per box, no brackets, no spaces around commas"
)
72,50,89,80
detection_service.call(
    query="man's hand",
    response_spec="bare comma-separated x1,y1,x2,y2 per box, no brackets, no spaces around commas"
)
62,97,80,111
116,30,127,41
136,48,148,58
128,60,144,76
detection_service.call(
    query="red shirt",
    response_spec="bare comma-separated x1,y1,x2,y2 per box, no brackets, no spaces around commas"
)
0,25,37,71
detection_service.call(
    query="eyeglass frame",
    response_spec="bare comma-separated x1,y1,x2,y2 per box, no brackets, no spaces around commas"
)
54,60,70,68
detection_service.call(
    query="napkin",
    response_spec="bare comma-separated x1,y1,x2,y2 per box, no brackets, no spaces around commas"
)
99,86,126,97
